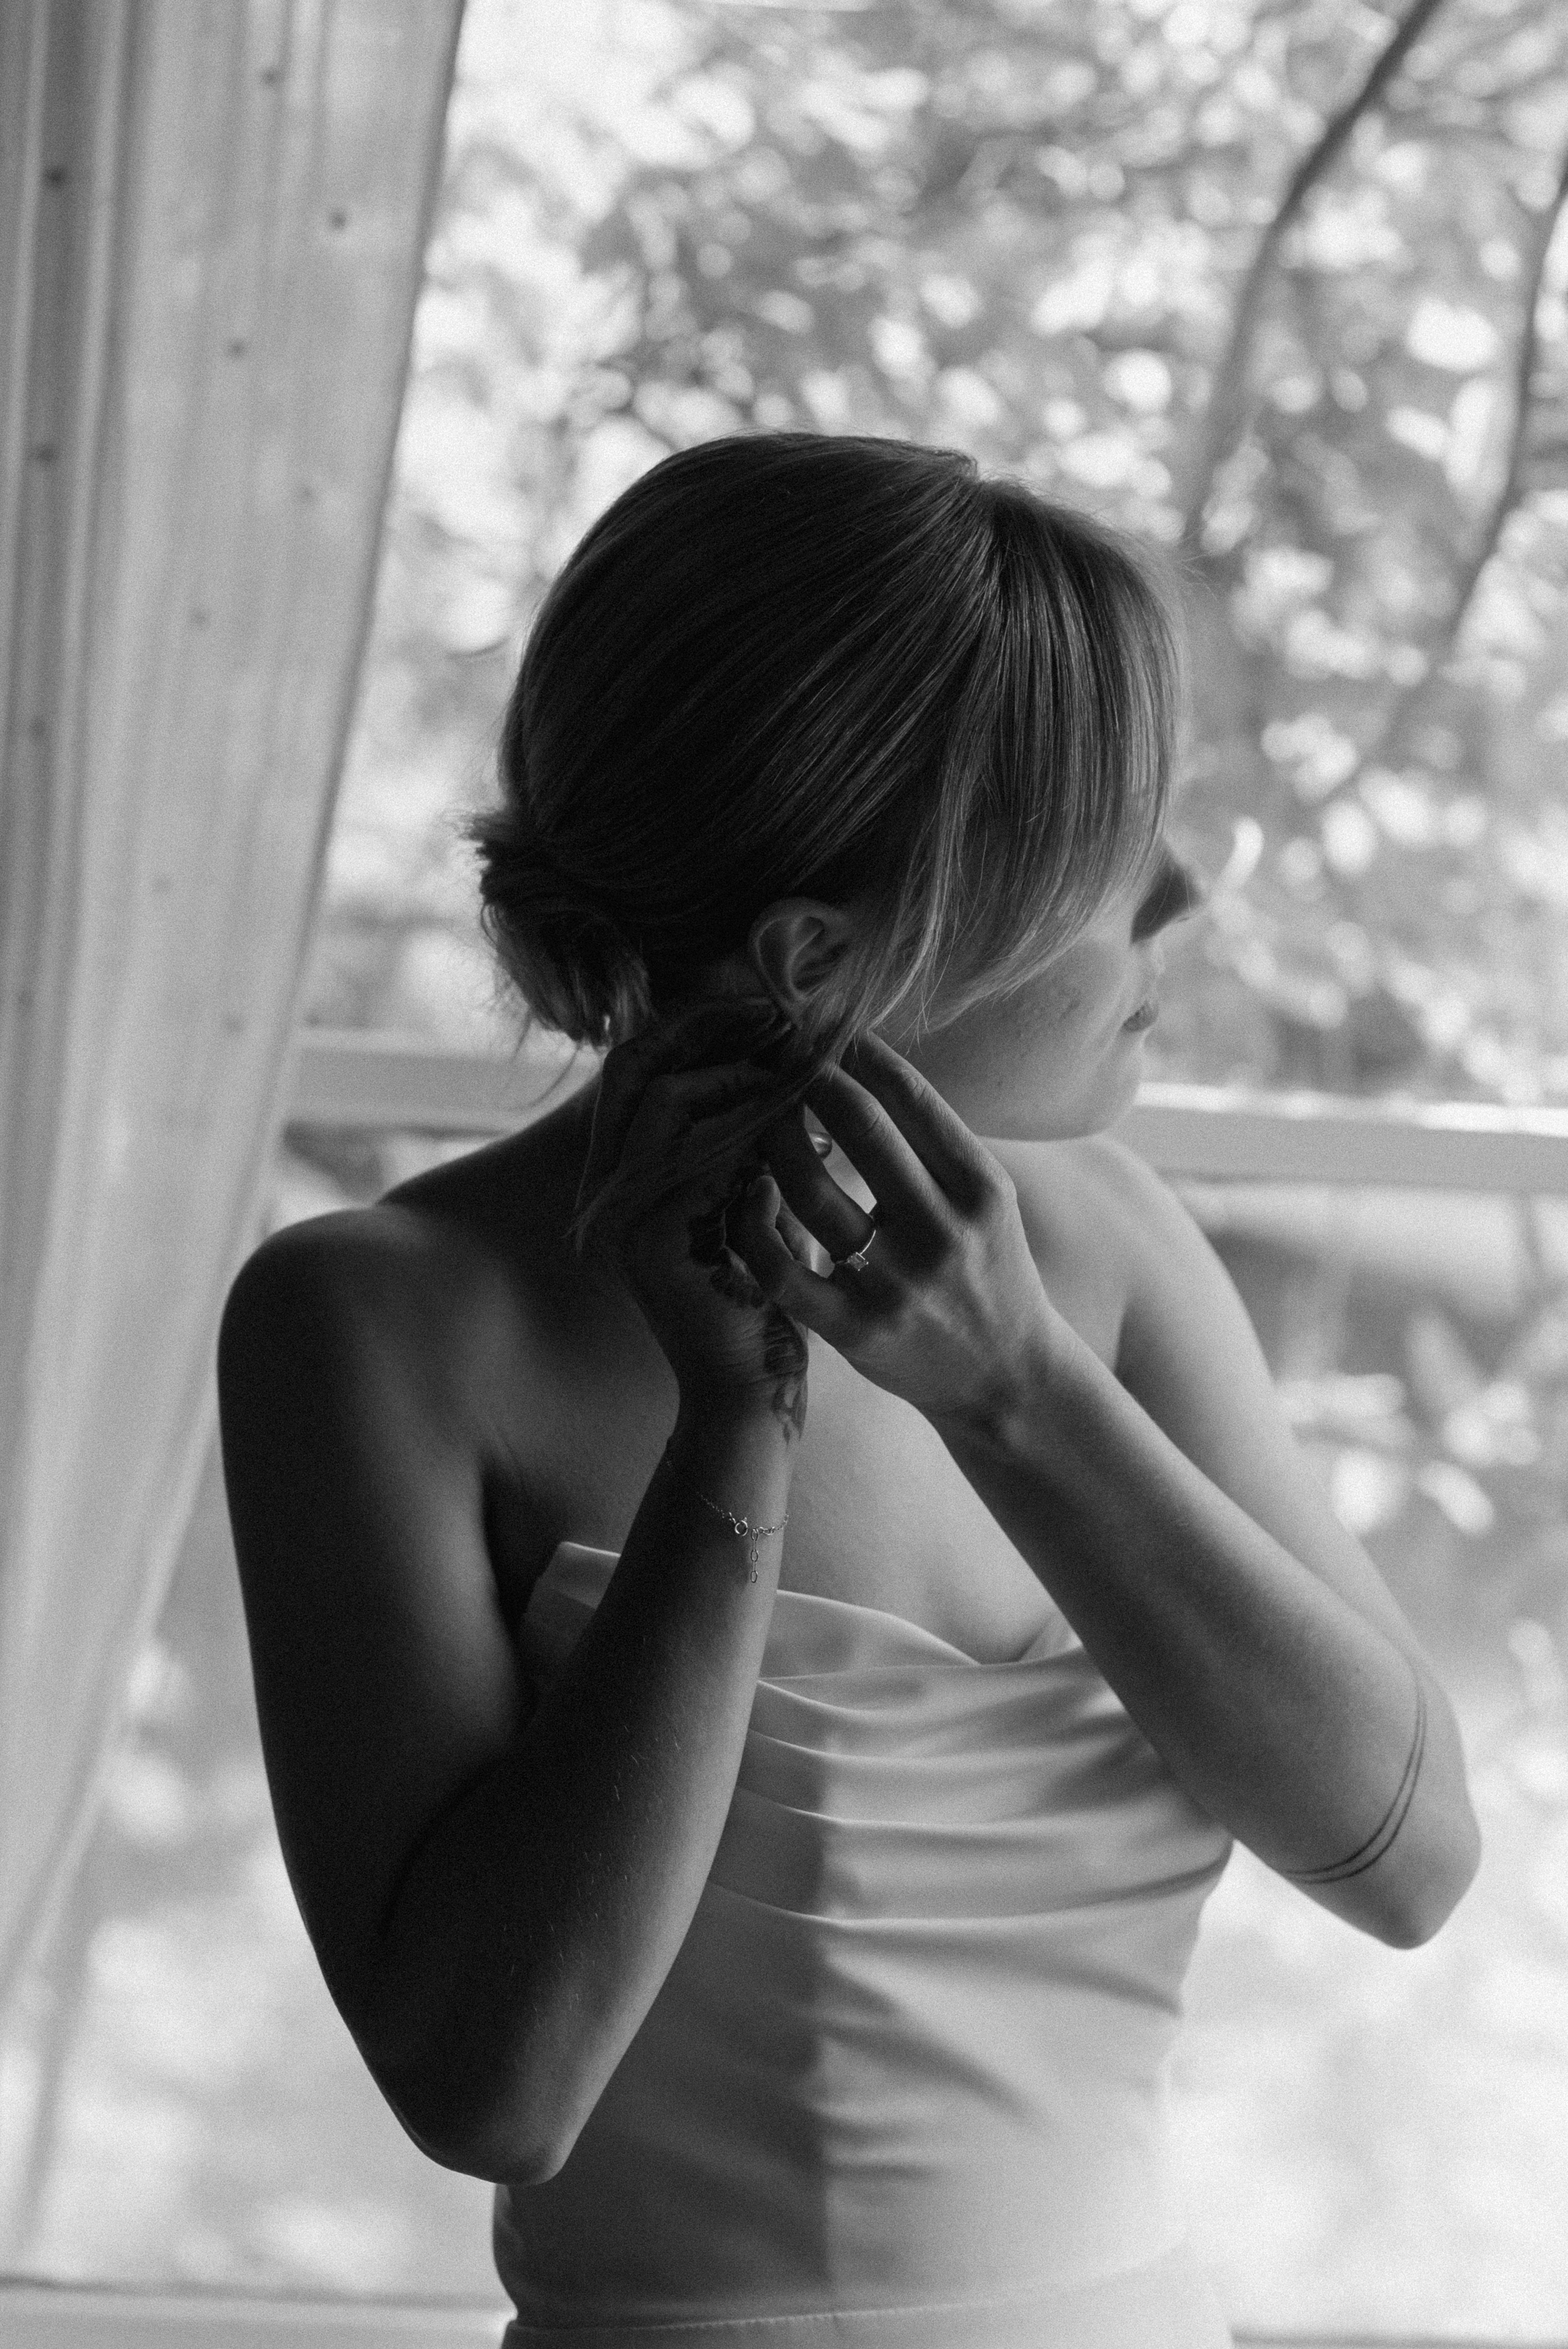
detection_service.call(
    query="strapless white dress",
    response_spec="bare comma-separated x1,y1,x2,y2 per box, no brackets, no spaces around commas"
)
494,1542,1235,2348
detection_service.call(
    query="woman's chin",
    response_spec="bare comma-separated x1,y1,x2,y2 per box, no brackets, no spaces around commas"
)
981,1060,1144,1145
1064,1041,1148,1138
1109,1026,1151,1092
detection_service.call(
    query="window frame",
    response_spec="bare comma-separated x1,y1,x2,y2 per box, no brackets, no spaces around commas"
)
0,2277,1461,2347
287,1028,1568,1194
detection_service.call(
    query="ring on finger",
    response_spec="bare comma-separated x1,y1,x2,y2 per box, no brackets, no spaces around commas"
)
832,1203,881,1277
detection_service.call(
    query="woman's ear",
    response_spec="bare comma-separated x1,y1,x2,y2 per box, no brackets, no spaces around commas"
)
746,898,860,1021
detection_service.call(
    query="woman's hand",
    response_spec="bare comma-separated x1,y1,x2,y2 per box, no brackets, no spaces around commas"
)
571,999,825,1427
738,1030,1068,1431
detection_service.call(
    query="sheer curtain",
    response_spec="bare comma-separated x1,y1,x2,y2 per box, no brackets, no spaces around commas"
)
0,0,464,2056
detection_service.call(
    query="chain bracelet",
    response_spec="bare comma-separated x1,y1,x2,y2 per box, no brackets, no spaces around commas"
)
660,1437,788,1582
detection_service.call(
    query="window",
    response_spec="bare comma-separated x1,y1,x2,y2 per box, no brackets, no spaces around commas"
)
7,0,1568,2335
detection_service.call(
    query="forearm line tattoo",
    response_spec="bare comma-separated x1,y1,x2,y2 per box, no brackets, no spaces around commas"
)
1280,1661,1429,1886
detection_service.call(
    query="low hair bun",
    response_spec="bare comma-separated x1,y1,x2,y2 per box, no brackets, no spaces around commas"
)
464,802,652,1055
462,429,1181,1106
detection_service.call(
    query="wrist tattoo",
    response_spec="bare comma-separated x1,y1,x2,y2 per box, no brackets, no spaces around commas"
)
689,1176,766,1310
687,1171,809,1444
761,1315,809,1441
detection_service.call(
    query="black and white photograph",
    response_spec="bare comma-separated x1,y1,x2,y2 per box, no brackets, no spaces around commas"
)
1,2,1565,2344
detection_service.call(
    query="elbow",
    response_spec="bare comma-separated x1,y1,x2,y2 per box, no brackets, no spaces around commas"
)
362,2023,563,2187
506,2134,576,2187
358,1958,581,2185
358,1934,607,2186
452,2132,572,2189
456,2108,581,2188
387,2073,572,2188
382,2050,583,2188
1377,1808,1483,1950
462,2086,580,2185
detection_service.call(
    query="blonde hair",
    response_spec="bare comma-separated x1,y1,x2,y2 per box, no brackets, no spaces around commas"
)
460,430,1185,1252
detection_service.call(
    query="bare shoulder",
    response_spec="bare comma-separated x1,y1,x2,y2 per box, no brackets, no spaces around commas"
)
224,1198,516,1426
232,1198,474,1324
244,1198,445,1275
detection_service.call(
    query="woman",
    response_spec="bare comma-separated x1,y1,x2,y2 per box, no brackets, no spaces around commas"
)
217,432,1481,2348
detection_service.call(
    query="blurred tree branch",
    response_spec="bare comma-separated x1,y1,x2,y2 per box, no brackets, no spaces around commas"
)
1357,138,1568,780
1178,0,1452,564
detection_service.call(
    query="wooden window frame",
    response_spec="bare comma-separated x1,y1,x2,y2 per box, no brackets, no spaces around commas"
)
287,1029,1568,1195
0,2279,1535,2348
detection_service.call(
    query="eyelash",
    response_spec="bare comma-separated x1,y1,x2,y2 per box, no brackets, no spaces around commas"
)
1134,859,1187,940
1135,880,1169,935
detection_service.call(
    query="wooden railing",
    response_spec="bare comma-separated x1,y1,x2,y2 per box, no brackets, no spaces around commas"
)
287,1028,1568,1194
0,2278,1552,2347
0,2284,506,2346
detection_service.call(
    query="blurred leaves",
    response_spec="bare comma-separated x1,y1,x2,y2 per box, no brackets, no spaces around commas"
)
315,0,1568,1103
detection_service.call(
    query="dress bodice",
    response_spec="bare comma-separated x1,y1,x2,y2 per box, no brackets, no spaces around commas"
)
493,1543,1234,2349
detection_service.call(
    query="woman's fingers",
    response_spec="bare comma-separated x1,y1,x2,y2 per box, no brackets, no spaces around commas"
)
579,1060,779,1245
801,1057,948,1233
758,1105,875,1262
592,998,776,1135
729,1174,852,1329
582,1003,759,1193
773,1190,834,1277
844,1032,1004,1211
619,1062,776,1185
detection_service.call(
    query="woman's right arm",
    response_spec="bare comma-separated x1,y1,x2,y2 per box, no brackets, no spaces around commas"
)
217,1215,796,2189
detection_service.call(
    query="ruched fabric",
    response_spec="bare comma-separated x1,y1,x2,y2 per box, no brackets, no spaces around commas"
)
494,1543,1235,2349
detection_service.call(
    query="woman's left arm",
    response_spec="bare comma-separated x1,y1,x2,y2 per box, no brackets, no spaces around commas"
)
931,1137,1482,1949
